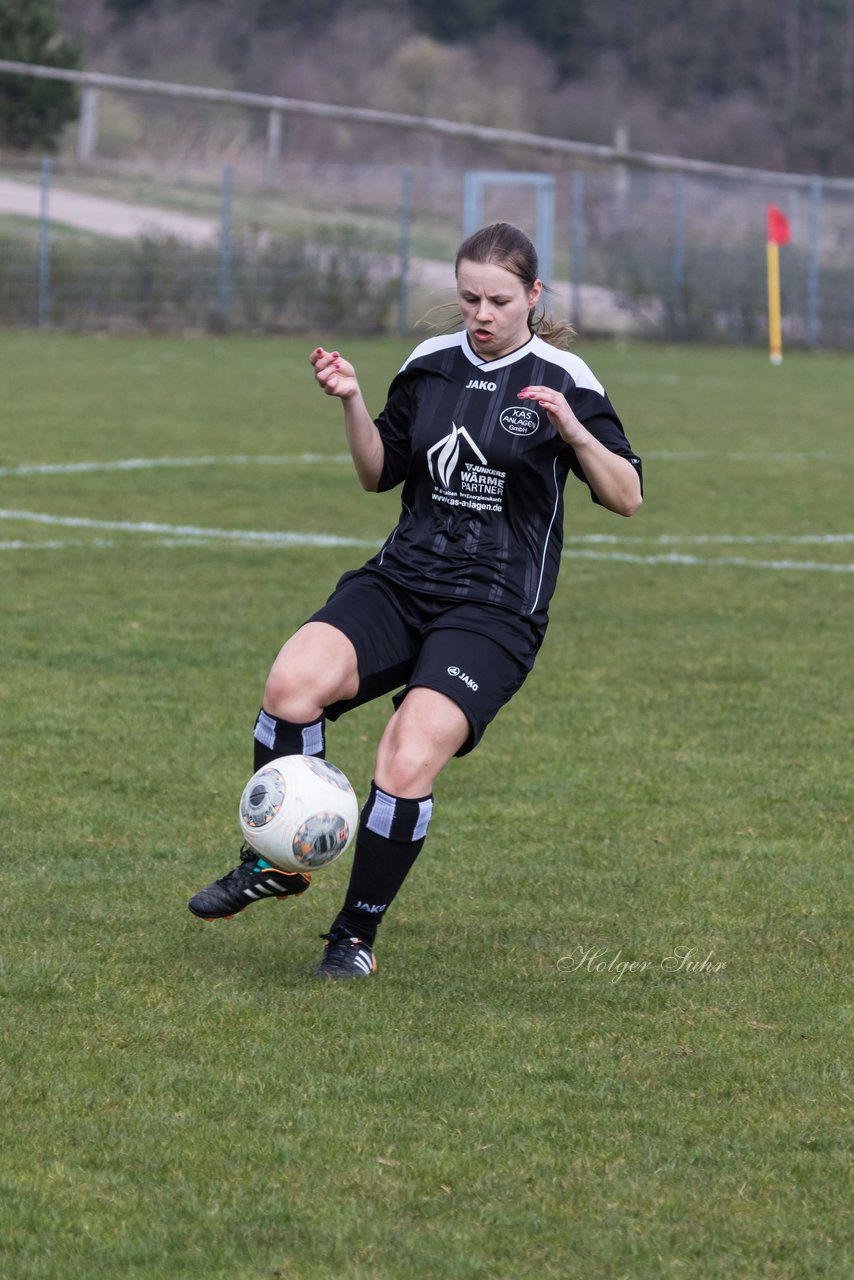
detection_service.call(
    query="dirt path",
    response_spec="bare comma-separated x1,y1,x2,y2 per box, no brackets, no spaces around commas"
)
0,176,218,243
0,174,641,331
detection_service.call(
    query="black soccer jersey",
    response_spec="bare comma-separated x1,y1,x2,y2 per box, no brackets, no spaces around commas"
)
364,330,642,634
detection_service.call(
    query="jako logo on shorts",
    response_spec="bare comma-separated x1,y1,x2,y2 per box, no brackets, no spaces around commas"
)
447,666,478,691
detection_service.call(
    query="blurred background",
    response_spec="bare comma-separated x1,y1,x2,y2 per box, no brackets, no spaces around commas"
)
1,0,853,343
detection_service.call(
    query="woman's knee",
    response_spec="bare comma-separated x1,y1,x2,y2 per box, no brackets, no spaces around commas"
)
263,623,358,722
263,664,322,722
375,691,469,796
375,737,436,797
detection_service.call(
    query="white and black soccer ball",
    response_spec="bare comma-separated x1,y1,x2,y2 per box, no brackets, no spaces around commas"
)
239,755,359,872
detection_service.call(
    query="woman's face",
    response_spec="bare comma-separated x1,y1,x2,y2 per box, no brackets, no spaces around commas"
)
456,258,542,361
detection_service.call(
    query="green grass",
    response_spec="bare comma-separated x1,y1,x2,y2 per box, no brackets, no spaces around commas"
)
0,215,109,244
1,333,851,1279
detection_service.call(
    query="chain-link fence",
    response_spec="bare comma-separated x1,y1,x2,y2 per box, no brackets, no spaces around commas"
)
1,60,853,346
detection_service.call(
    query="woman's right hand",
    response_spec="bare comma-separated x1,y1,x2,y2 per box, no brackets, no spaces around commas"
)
310,347,359,400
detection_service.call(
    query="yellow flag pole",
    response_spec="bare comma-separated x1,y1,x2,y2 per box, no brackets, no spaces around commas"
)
767,240,782,365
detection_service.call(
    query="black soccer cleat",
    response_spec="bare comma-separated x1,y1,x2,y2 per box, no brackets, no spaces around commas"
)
313,929,377,980
188,845,311,920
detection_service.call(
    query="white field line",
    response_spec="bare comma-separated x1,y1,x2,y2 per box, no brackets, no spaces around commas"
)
0,454,352,478
0,508,375,548
1,455,851,548
561,549,854,573
1,508,852,572
3,508,850,549
1,455,851,570
567,532,854,545
1,450,851,481
643,450,852,462
2,506,852,549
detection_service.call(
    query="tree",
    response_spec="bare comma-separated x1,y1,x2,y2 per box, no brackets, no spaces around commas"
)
410,0,508,43
0,0,82,151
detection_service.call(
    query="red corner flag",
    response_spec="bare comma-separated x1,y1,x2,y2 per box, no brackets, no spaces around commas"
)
766,206,789,364
767,204,791,245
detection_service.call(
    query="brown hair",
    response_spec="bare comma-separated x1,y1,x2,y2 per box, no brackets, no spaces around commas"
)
454,221,574,349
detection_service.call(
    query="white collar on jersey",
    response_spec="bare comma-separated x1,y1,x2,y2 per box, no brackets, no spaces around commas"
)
460,329,537,370
398,329,605,395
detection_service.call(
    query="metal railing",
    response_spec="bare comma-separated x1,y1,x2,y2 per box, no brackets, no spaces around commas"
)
2,59,853,345
3,59,854,192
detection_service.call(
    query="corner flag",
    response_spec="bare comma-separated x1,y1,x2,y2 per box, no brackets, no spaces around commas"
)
767,204,791,246
766,204,790,364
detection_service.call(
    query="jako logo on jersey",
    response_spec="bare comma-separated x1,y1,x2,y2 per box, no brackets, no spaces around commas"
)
427,422,487,489
466,378,497,391
447,665,479,692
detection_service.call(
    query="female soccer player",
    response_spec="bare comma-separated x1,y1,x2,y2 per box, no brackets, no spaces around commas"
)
189,221,643,978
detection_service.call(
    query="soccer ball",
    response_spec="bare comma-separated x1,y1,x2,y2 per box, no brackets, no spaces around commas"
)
238,755,359,872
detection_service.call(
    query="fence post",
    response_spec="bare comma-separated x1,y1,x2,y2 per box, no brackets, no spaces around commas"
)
537,176,556,290
218,164,233,328
265,109,282,188
462,171,479,240
570,172,584,331
613,123,630,213
78,87,99,162
428,137,443,210
37,157,51,328
398,166,414,334
671,172,686,335
806,175,822,348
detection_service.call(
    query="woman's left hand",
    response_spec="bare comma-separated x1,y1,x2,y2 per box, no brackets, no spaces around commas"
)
517,385,587,447
517,386,642,516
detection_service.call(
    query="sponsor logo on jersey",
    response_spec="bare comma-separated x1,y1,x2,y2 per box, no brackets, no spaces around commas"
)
466,378,498,391
427,421,507,513
427,422,487,490
500,405,540,437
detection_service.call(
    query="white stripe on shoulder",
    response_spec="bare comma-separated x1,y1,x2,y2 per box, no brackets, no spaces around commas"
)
530,335,605,395
398,331,464,372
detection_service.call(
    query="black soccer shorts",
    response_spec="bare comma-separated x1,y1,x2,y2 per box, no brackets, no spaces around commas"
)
307,567,541,755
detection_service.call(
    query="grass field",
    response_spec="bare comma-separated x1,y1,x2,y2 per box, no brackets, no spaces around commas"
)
1,331,851,1280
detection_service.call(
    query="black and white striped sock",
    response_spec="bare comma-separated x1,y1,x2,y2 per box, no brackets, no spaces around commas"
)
252,708,326,772
250,709,327,870
331,781,434,944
